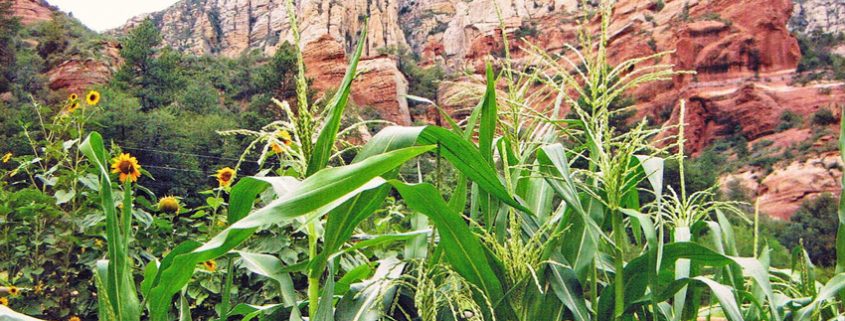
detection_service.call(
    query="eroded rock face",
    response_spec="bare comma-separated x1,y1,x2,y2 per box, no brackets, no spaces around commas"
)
45,41,122,94
790,0,845,34
302,35,411,125
119,0,408,58
721,153,844,220
11,0,54,25
109,0,836,218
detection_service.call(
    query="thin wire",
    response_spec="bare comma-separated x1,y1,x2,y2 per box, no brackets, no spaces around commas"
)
142,165,208,174
116,144,261,164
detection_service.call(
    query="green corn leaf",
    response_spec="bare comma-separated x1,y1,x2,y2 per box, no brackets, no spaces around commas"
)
547,255,592,321
235,251,302,320
335,258,405,321
692,276,745,321
80,132,141,321
537,144,603,278
391,180,513,320
334,263,374,296
179,289,192,321
145,145,433,321
479,62,497,165
306,23,368,176
0,306,46,321
795,273,845,320
314,263,336,321
227,304,286,321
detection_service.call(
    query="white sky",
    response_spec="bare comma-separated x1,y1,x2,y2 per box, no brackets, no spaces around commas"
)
48,0,181,32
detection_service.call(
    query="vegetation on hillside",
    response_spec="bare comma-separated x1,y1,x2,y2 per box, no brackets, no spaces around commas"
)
2,1,845,321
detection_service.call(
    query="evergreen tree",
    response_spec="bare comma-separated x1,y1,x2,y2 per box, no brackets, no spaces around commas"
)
115,19,180,110
779,193,840,267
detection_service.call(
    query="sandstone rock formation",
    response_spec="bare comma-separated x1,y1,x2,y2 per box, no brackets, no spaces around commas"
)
10,0,54,25
98,0,845,218
790,0,845,34
45,41,122,94
119,0,408,58
118,0,412,124
721,152,844,220
9,1,121,94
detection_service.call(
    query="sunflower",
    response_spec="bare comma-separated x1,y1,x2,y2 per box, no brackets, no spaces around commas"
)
2,152,11,163
215,167,236,187
86,90,101,106
202,260,217,272
277,130,292,145
94,238,104,247
68,102,81,113
68,93,78,101
0,297,7,306
69,316,81,321
158,196,180,213
33,282,42,295
270,142,284,154
7,286,19,297
110,153,142,183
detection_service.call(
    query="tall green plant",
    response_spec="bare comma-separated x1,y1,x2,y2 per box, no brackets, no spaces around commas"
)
80,132,142,321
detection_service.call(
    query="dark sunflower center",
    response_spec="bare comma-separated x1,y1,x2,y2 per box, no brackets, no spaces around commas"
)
119,161,135,174
220,171,232,181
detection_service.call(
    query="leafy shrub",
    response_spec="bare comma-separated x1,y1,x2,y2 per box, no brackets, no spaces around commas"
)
777,110,802,131
812,108,838,125
778,193,840,266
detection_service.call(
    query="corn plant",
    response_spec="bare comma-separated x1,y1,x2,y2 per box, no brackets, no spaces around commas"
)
9,1,845,321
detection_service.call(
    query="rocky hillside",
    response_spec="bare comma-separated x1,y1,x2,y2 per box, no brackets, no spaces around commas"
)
11,0,845,219
9,0,122,94
790,0,845,34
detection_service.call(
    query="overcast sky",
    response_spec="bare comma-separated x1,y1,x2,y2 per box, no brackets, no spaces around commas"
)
49,0,181,32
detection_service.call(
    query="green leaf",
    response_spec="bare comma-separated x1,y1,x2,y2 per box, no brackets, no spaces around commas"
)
335,259,405,321
235,251,301,320
391,181,511,319
795,273,845,320
692,276,745,321
547,256,592,321
479,63,497,165
54,189,74,205
145,145,433,321
179,289,192,321
537,144,603,278
80,132,141,321
306,23,368,176
0,305,46,321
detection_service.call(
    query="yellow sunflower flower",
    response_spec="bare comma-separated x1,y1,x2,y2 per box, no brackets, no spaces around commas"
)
110,153,142,183
86,90,101,106
33,282,42,295
202,260,217,272
69,316,81,321
277,130,292,145
68,93,78,101
7,286,19,297
68,102,81,113
94,238,104,248
2,152,11,163
0,297,7,306
158,196,180,213
270,142,284,154
215,167,236,187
